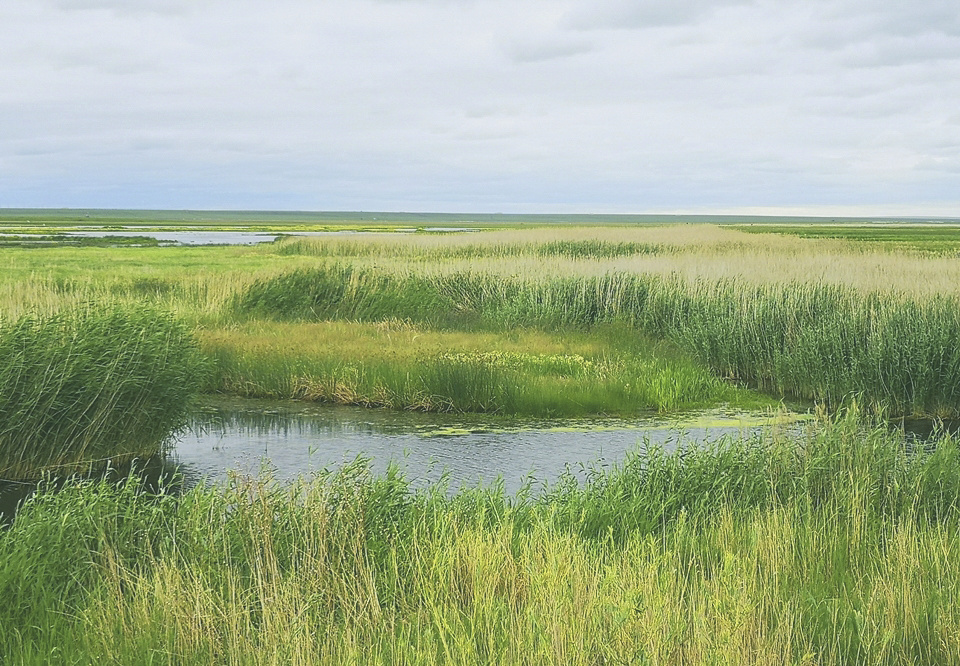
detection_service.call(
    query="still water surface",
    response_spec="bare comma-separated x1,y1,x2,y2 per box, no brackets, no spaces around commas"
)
0,228,478,246
1,399,799,522
174,399,795,493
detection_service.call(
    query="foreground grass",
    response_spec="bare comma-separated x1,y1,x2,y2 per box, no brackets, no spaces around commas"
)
2,414,959,664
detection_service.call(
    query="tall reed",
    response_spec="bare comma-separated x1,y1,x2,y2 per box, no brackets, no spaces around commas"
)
234,265,960,415
0,306,205,479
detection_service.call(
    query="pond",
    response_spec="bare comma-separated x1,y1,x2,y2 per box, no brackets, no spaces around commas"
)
0,399,802,523
175,399,800,492
0,228,479,246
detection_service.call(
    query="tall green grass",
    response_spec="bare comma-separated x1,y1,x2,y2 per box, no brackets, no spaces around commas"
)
205,344,733,414
232,265,657,330
276,236,665,260
0,306,205,479
3,414,960,663
659,281,960,415
235,265,960,416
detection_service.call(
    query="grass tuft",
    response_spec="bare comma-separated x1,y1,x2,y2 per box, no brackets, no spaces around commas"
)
0,306,205,479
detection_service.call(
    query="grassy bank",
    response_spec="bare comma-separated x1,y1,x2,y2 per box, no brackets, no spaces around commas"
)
200,320,754,414
2,414,959,664
4,224,960,417
0,306,204,480
230,265,960,416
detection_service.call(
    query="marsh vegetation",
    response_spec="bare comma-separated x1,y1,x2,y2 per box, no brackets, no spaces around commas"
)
2,217,960,663
3,414,960,663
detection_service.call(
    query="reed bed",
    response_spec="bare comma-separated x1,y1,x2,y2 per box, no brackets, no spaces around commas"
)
273,225,960,297
5,226,960,419
204,338,733,414
2,414,959,664
233,265,960,416
0,306,205,479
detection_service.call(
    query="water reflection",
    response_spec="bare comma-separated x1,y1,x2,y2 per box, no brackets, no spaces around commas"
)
1,399,802,524
897,417,960,443
174,399,794,495
0,456,183,526
4,401,956,525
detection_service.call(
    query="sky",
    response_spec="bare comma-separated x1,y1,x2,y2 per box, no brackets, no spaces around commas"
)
2,0,960,215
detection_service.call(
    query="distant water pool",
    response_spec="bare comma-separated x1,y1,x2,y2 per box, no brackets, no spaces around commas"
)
0,227,480,246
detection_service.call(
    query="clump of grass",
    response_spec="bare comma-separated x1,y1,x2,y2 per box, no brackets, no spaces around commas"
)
534,239,662,258
232,265,657,331
544,407,960,541
3,414,960,663
233,265,464,326
656,280,960,415
0,306,205,479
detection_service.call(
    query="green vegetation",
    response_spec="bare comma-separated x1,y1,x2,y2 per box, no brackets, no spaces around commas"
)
203,321,737,414
5,221,960,478
3,223,960,422
275,237,665,260
0,306,205,480
0,234,168,248
662,281,960,415
2,414,960,664
735,223,960,254
5,218,960,662
228,265,960,416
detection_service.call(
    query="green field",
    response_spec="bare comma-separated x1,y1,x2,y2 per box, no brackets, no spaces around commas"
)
3,213,960,663
735,223,960,254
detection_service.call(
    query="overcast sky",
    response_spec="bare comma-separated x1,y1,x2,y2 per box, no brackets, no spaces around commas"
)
2,0,960,214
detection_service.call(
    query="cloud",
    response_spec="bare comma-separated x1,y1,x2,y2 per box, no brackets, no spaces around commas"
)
43,0,190,15
563,0,751,30
839,37,960,68
503,36,594,63
2,0,960,213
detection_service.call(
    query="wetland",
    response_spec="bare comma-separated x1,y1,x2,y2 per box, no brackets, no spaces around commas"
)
3,213,960,664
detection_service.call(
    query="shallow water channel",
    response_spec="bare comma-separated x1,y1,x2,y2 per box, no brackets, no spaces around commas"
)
176,399,806,492
0,228,478,246
0,399,804,522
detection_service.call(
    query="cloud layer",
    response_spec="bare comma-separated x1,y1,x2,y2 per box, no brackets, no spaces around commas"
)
2,0,959,213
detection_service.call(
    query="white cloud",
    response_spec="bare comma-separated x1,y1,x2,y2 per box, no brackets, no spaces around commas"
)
0,0,959,212
503,36,594,64
562,0,752,30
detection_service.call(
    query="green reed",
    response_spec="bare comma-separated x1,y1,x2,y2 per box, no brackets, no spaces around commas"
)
3,413,960,663
0,306,205,479
275,236,664,260
204,343,733,415
234,265,960,416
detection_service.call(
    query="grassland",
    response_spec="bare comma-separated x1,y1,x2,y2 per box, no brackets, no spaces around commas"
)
4,217,960,663
734,223,960,254
3,414,960,664
4,222,960,425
